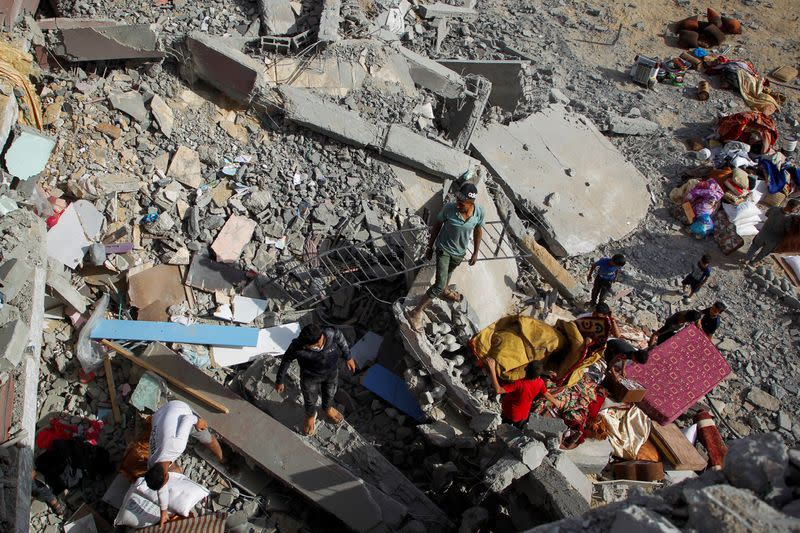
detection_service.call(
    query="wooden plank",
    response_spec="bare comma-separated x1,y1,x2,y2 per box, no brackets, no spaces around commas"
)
138,342,387,532
650,422,708,471
103,356,121,423
91,319,259,347
101,340,230,414
773,255,800,288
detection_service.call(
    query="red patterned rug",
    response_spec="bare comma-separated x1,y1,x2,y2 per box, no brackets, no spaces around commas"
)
626,324,731,424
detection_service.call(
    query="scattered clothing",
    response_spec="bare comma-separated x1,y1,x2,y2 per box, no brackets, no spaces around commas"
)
736,69,780,115
598,404,652,460
434,202,485,257
34,438,112,494
501,377,546,424
717,111,778,154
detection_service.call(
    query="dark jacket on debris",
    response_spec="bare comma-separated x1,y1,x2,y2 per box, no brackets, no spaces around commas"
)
34,438,112,494
276,327,352,385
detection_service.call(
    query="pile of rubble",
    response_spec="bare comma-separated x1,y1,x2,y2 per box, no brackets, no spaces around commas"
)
0,0,797,531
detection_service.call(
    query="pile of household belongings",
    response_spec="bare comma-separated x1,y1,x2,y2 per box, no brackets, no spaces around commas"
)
471,316,731,481
668,111,798,253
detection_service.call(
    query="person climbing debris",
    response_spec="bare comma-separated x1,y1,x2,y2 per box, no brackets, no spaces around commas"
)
682,254,713,298
587,253,626,307
407,182,485,331
603,339,650,377
744,199,800,264
275,324,357,436
145,400,225,526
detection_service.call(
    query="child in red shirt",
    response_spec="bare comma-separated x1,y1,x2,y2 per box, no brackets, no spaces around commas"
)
497,362,563,426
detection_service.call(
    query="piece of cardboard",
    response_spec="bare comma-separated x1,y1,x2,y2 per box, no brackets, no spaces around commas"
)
682,201,695,223
128,265,187,321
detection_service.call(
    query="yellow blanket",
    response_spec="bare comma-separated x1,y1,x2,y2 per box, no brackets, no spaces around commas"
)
737,69,780,116
471,316,586,382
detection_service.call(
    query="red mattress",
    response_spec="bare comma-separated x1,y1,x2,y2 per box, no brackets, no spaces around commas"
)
626,324,730,424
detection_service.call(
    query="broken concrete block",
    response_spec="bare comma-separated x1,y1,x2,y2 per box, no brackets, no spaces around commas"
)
746,387,781,412
562,438,613,475
418,421,456,447
444,74,491,150
515,440,548,470
109,91,147,123
0,0,38,29
55,24,164,61
469,411,500,433
167,145,203,188
553,453,593,503
517,459,590,520
526,414,568,441
459,507,489,533
211,215,257,263
150,94,174,137
0,195,17,216
484,455,530,493
417,2,477,19
686,484,799,532
383,124,480,180
186,32,266,103
256,0,296,35
610,505,681,533
4,125,56,180
608,114,660,136
278,86,384,148
37,17,119,31
472,105,650,256
0,258,31,301
317,0,341,43
437,60,526,112
394,44,466,98
46,270,89,313
0,319,29,371
0,91,19,148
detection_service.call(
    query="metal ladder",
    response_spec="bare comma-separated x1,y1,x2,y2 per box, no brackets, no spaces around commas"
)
261,220,527,308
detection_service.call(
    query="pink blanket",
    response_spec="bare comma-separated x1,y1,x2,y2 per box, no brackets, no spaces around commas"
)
626,324,730,424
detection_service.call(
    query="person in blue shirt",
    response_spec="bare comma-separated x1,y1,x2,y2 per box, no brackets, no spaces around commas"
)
408,182,484,331
586,254,626,307
682,254,712,298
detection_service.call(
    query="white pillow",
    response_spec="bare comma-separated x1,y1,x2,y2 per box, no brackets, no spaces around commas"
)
722,201,762,223
114,474,209,527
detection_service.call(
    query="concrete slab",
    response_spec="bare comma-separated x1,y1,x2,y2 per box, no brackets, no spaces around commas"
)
444,74,491,150
108,91,147,122
186,32,265,104
278,86,385,148
139,343,389,532
553,454,593,503
4,125,55,181
0,0,38,29
437,59,526,112
167,145,203,188
516,459,590,520
37,17,118,31
383,124,479,181
0,258,31,301
394,45,465,98
56,24,164,61
562,438,613,475
471,105,650,257
46,270,89,313
417,2,477,19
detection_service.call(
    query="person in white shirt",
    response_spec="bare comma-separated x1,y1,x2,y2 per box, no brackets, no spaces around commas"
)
145,400,224,526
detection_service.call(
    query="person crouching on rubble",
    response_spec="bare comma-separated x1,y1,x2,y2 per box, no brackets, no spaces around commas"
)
648,309,702,347
407,182,485,331
275,324,357,436
489,360,564,428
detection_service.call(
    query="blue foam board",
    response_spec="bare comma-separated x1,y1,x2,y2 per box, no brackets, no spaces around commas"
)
362,364,425,421
91,319,259,347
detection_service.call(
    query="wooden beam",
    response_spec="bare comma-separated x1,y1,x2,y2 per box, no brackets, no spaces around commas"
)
103,356,121,423
101,340,230,414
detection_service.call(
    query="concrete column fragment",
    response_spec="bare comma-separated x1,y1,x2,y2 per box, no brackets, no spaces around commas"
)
256,0,296,35
443,74,491,150
317,0,341,43
186,32,266,103
394,44,466,98
54,24,164,61
383,124,480,180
